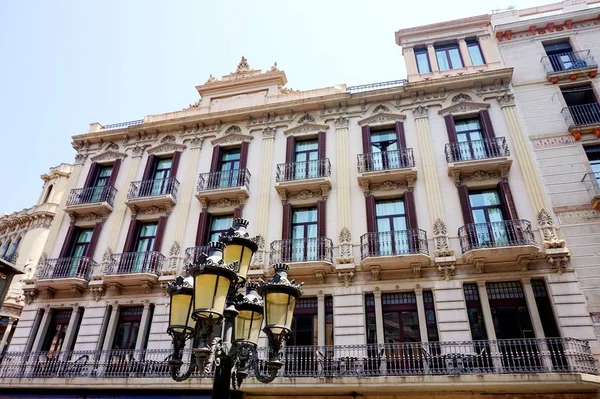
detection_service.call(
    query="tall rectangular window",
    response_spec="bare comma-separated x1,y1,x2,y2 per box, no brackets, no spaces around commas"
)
209,215,233,242
150,157,173,195
69,228,94,258
415,48,431,73
423,290,439,342
287,297,318,346
435,43,463,70
467,40,485,66
112,306,143,350
463,283,487,340
291,207,318,262
531,280,560,337
294,139,319,179
218,148,241,188
365,294,377,344
382,292,420,343
41,309,72,355
325,295,334,346
543,41,574,71
486,281,534,339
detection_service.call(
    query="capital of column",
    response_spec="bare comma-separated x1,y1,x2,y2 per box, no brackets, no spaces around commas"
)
413,105,429,119
497,93,515,108
317,291,325,299
334,116,349,129
262,126,277,140
373,290,382,299
74,153,88,165
520,277,532,285
476,280,486,288
414,286,423,295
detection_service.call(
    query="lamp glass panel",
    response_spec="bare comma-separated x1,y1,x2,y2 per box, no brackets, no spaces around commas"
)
235,309,263,343
213,275,232,316
223,244,243,272
170,292,192,333
265,292,295,334
194,273,232,317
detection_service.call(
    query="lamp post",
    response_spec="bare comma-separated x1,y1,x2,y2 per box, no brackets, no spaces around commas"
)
166,219,303,398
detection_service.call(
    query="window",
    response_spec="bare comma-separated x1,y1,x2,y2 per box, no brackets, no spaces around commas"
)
69,229,93,258
435,43,463,71
486,281,534,339
218,148,241,188
463,283,487,340
294,139,319,179
365,294,377,344
585,146,600,186
287,297,318,346
423,290,439,342
150,158,173,195
531,280,560,337
415,48,431,73
209,215,233,242
562,85,600,125
1,240,11,260
6,237,21,262
543,41,575,71
112,306,143,350
120,222,158,274
41,309,72,355
467,40,485,66
43,185,53,203
89,165,113,202
455,118,485,160
370,129,403,170
469,190,508,247
375,199,408,255
382,292,421,372
325,295,334,346
291,207,318,262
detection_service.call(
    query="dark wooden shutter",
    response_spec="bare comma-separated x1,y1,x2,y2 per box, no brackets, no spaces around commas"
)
479,110,496,139
108,159,121,186
123,219,139,252
83,163,99,188
282,203,292,239
497,180,519,220
233,207,242,219
317,132,326,159
170,151,182,179
142,155,156,180
210,146,222,173
317,200,327,237
404,190,419,230
285,136,296,163
457,185,474,225
395,121,407,149
59,225,76,257
361,126,372,153
365,195,376,233
444,115,458,143
239,142,250,169
195,210,212,246
153,216,168,252
86,222,103,258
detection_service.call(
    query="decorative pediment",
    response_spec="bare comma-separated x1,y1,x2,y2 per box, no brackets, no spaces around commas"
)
358,112,406,126
211,125,253,146
147,142,186,155
284,123,329,136
90,150,127,163
438,101,490,116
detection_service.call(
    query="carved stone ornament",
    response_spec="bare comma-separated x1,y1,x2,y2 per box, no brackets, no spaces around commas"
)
557,209,600,225
209,198,241,209
249,235,265,270
412,264,421,279
236,56,251,74
372,104,391,114
74,153,88,165
338,271,354,287
438,263,455,281
91,285,105,302
474,259,484,274
460,170,501,184
357,112,406,127
161,135,176,143
23,289,37,305
315,270,325,284
537,209,566,249
438,101,490,116
337,227,354,264
262,126,276,139
451,93,473,103
131,145,145,158
298,113,316,124
137,205,172,216
548,256,569,275
284,122,329,137
334,116,349,129
146,142,186,155
90,150,127,163
206,74,218,83
433,219,454,257
370,180,408,193
497,93,515,107
189,136,205,148
413,105,428,119
211,125,253,146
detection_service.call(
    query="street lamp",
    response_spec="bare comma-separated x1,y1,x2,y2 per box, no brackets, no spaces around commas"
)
166,219,303,396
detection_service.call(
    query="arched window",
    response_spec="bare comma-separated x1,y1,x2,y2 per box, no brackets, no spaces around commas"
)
43,185,54,203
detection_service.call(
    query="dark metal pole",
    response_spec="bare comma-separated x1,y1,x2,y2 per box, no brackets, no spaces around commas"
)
211,284,239,399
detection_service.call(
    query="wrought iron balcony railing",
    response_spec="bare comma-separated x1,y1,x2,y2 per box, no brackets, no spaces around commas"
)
127,177,179,200
561,103,600,127
0,252,17,264
269,237,333,265
541,50,597,74
67,186,117,207
106,252,164,276
445,138,509,163
582,172,600,197
0,338,595,379
184,246,209,267
360,229,428,259
38,257,96,281
357,149,415,173
197,168,251,191
458,219,536,253
276,159,331,182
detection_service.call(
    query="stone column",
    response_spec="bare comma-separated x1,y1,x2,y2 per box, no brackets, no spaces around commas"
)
521,278,554,370
61,306,81,355
317,292,325,347
41,154,87,256
168,139,203,273
427,44,439,72
0,317,17,352
458,39,473,67
373,291,384,345
334,116,354,265
252,127,277,269
403,48,418,76
101,305,120,352
414,287,429,343
477,281,503,371
31,307,52,352
105,149,144,256
135,302,153,352
478,35,497,65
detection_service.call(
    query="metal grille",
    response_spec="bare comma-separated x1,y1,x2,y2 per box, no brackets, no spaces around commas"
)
325,296,333,309
486,281,524,300
532,279,549,298
423,290,434,304
463,283,480,301
52,310,73,321
445,137,509,163
458,219,536,252
120,307,144,317
296,297,318,309
276,159,331,182
365,294,375,307
382,292,416,305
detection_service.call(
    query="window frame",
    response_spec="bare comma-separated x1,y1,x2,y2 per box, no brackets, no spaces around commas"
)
466,40,485,66
414,48,431,73
435,43,464,71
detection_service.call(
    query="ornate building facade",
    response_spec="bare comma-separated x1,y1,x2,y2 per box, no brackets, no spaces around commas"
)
1,2,600,398
0,163,72,354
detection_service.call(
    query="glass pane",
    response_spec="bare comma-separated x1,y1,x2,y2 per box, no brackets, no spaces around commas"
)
211,216,233,234
487,207,504,223
77,230,93,244
375,199,404,217
72,245,86,258
393,216,407,231
293,208,317,223
377,218,391,232
436,50,450,71
415,51,431,73
140,224,157,238
306,223,318,239
455,119,481,132
222,150,241,162
469,191,501,207
295,139,318,152
472,209,487,224
401,311,421,342
468,42,485,66
98,166,113,178
449,48,463,68
383,312,402,343
156,158,172,170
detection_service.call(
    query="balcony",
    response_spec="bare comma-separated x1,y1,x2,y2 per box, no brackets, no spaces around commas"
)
582,172,600,210
35,257,95,293
269,237,333,278
445,138,512,182
195,169,250,208
541,50,598,84
562,103,600,138
126,177,179,210
184,246,209,267
103,251,165,288
357,149,417,191
360,230,430,272
274,159,332,202
65,186,117,217
0,338,596,394
458,219,539,264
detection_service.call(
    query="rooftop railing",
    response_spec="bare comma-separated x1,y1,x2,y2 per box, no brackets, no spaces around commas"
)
347,80,408,94
101,119,144,131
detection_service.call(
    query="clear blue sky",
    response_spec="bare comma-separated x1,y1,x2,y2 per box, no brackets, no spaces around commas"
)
0,0,549,213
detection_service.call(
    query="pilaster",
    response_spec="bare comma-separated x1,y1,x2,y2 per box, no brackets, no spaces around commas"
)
414,287,429,343
31,307,52,352
334,116,354,265
253,126,276,269
427,44,439,72
317,292,325,347
403,47,419,77
373,291,384,345
101,305,120,351
476,281,496,340
135,302,152,351
458,39,473,68
61,305,81,355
